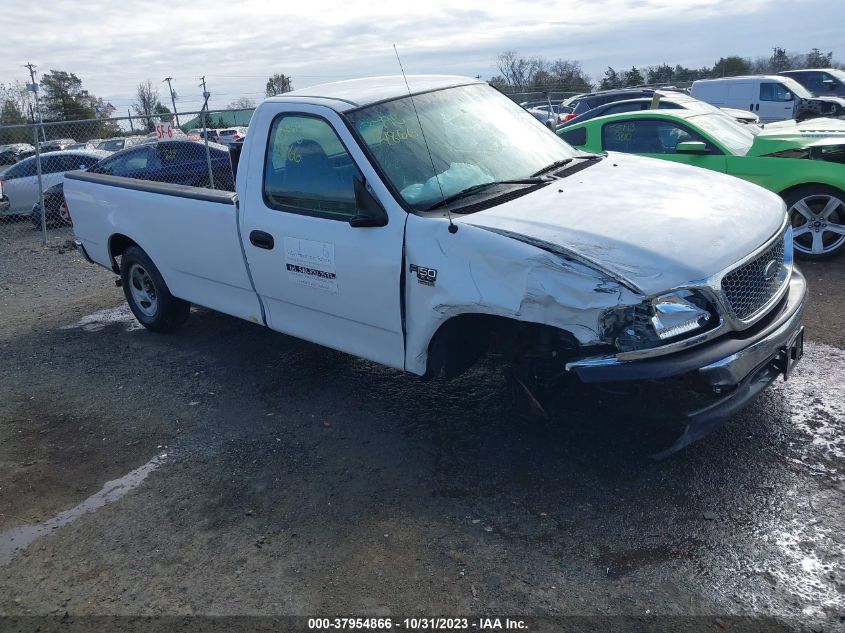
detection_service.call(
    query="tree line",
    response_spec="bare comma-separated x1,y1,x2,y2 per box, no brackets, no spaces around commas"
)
489,46,842,93
0,70,295,144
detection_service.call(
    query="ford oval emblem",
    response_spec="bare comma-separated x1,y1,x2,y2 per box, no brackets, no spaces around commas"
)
763,260,779,281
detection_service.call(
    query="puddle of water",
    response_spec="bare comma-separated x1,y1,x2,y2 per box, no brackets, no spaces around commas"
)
0,453,167,566
61,304,143,332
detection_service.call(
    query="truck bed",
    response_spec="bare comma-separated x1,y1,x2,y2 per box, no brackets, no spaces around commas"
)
65,171,264,324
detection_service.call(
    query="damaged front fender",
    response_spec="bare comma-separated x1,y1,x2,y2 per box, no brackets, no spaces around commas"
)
402,215,643,376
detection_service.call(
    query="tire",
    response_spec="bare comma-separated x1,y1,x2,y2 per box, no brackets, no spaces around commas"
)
120,246,190,332
783,185,845,260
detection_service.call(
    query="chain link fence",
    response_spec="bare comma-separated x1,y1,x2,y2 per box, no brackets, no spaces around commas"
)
0,108,251,252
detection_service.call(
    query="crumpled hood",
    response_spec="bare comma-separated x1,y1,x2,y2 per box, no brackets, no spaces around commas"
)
458,154,785,296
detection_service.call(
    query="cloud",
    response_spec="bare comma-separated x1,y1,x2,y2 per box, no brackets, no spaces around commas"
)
1,0,841,111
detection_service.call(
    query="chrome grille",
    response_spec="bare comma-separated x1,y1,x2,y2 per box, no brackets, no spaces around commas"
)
721,233,786,320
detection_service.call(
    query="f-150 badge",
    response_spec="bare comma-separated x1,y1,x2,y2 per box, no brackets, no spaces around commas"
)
409,264,437,286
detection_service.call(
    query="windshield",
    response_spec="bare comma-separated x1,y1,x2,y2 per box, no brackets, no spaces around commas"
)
778,76,814,100
345,83,577,210
687,113,756,155
828,69,845,84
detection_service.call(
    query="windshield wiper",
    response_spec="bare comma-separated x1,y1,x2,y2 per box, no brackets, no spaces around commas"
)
424,178,547,211
531,158,573,177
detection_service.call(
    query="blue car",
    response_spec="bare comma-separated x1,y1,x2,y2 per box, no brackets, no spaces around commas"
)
86,140,235,191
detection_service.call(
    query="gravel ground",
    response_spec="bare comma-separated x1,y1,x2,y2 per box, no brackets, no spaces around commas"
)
0,224,843,632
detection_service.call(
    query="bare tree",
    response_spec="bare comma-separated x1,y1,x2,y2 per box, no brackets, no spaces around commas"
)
133,79,160,132
497,51,531,91
228,97,256,110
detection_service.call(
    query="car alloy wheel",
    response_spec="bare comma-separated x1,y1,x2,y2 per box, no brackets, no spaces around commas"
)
789,192,845,257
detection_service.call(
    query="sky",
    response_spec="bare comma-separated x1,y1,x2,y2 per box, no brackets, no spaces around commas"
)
2,0,843,115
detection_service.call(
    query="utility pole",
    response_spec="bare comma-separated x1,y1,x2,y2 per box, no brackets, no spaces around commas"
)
198,76,215,190
23,62,46,142
163,76,180,127
24,62,47,245
127,109,134,133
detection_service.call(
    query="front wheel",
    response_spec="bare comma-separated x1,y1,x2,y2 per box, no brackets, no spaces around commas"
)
120,246,190,332
784,185,845,259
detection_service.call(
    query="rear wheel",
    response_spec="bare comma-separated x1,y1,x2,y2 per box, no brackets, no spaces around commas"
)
784,185,845,259
120,246,190,332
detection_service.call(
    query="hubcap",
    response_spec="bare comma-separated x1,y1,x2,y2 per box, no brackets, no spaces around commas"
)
128,263,158,317
789,193,845,256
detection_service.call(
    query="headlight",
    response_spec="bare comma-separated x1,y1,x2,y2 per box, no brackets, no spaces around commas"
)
650,290,712,340
601,290,716,352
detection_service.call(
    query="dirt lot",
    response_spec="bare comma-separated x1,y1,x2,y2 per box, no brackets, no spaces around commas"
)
0,222,844,631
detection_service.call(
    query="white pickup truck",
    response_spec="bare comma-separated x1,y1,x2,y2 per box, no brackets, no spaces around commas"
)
66,75,807,455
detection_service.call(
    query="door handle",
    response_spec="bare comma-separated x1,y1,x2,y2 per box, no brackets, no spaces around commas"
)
249,230,274,250
756,104,760,111
750,103,754,111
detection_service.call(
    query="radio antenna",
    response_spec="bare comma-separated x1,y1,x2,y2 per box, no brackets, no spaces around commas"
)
393,44,457,234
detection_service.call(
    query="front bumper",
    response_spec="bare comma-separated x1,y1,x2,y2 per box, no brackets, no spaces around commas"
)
567,268,808,456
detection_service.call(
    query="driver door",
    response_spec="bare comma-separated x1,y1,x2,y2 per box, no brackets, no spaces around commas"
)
240,107,407,370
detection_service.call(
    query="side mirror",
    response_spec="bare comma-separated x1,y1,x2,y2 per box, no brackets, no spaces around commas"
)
676,141,708,154
350,177,388,228
783,91,793,101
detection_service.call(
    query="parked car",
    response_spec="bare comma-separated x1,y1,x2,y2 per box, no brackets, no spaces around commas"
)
0,149,109,216
562,89,674,122
557,109,845,258
219,127,248,144
66,75,806,456
561,90,759,126
780,68,845,98
30,182,71,229
691,75,845,122
66,142,99,151
96,136,147,152
193,129,223,143
0,143,35,166
85,140,235,190
559,94,760,129
39,139,76,153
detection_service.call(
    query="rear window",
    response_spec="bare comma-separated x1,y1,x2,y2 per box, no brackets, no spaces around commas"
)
220,129,237,135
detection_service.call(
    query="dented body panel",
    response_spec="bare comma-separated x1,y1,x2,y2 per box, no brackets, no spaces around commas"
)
403,215,640,375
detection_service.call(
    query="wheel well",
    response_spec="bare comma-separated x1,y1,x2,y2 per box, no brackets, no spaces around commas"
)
108,234,138,274
425,314,582,379
778,182,845,201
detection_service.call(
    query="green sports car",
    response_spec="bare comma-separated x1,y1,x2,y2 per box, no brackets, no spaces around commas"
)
557,111,845,258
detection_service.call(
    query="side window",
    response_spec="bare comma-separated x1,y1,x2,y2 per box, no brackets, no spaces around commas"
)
40,156,64,174
93,148,152,177
602,119,710,154
80,156,102,169
263,115,362,219
560,127,587,147
760,82,792,102
5,159,36,179
171,142,205,164
57,155,89,172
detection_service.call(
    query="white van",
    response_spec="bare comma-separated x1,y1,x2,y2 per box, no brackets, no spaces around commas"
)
691,75,814,122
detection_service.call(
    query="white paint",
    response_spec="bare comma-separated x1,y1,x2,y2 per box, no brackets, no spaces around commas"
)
0,453,168,566
457,153,786,296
